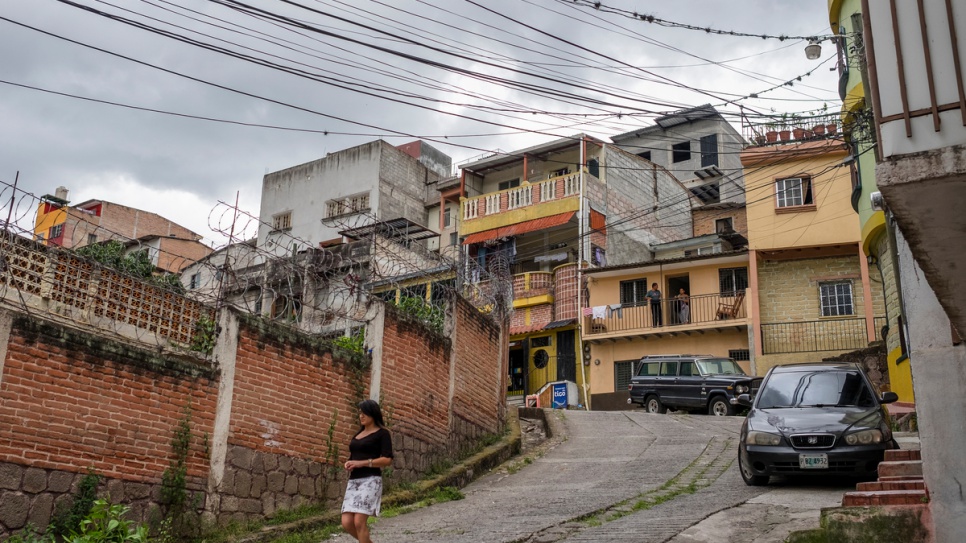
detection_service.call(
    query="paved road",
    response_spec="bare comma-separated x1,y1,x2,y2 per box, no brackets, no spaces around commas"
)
327,410,853,543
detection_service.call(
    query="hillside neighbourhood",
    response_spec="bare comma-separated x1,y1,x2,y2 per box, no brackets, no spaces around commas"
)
2,1,965,542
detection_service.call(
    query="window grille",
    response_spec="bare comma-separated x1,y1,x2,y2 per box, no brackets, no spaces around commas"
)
719,267,749,295
820,281,855,316
272,211,292,231
615,360,634,391
619,278,647,307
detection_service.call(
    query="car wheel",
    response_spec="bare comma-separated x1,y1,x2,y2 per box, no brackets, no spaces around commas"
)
739,450,769,486
708,396,735,416
645,395,667,414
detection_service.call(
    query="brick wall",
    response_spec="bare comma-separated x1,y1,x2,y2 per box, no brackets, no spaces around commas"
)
693,207,748,237
0,313,216,534
0,293,507,536
63,202,199,249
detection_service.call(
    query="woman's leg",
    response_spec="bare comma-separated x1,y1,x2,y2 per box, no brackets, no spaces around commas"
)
352,513,372,543
341,512,358,540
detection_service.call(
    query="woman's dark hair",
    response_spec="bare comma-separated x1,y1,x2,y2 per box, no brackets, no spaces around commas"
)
358,399,385,428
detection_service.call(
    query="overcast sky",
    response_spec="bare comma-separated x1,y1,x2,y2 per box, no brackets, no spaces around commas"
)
0,0,841,245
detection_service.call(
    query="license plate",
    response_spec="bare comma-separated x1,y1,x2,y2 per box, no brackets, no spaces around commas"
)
799,453,828,469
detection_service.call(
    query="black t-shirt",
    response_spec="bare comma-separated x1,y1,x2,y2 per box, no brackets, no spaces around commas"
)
348,427,393,480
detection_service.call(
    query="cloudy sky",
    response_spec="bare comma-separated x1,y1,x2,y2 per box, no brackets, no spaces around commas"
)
0,0,841,245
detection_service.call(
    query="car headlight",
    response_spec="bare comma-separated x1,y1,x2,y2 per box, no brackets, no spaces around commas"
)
746,431,781,446
736,385,749,394
844,429,883,445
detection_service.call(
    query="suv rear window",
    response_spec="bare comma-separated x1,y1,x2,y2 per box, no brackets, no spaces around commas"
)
637,362,660,376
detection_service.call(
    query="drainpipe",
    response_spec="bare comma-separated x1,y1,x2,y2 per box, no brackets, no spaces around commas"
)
577,136,590,410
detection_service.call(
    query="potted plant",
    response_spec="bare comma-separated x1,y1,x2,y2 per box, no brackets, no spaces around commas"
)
778,114,792,142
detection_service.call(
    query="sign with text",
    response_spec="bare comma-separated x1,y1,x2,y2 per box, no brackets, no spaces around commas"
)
552,382,568,409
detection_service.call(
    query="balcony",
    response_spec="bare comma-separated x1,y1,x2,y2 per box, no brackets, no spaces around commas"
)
582,291,748,340
460,172,582,236
761,317,886,355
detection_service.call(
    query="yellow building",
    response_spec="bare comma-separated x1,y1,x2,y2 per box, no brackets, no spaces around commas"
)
33,191,70,245
743,139,886,377
582,248,752,410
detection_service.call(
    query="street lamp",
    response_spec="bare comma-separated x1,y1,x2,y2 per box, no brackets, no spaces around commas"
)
805,39,822,60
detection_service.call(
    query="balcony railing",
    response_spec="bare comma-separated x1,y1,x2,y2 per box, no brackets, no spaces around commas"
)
582,291,747,336
462,172,581,221
512,272,553,299
761,317,883,355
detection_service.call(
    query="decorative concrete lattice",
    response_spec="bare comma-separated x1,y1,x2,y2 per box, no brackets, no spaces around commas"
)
0,233,214,350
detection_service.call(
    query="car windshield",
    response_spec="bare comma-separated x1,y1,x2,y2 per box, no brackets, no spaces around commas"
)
756,370,876,409
696,359,746,375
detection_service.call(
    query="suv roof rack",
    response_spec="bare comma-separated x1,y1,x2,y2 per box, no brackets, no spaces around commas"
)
639,354,716,359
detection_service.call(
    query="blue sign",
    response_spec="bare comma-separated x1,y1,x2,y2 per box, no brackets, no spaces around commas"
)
552,383,568,409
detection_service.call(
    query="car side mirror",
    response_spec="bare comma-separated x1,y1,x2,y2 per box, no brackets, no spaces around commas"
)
736,393,753,407
880,391,899,404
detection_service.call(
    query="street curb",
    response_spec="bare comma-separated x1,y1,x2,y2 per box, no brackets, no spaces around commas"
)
231,409,528,542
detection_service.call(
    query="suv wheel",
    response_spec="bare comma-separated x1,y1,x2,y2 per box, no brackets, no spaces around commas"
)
645,395,667,414
739,450,769,486
708,396,735,416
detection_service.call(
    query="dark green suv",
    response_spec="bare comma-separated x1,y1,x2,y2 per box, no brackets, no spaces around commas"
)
628,355,762,416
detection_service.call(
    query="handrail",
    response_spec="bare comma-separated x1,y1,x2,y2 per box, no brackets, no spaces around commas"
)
761,317,884,354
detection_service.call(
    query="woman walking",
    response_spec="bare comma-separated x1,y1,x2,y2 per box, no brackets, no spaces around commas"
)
341,399,393,543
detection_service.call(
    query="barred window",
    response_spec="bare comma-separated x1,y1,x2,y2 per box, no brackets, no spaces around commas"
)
49,224,64,239
615,360,634,391
326,192,371,218
729,349,750,361
820,281,855,316
272,211,292,231
718,267,748,295
620,278,647,307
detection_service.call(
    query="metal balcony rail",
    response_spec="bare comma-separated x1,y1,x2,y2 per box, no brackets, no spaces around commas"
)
761,317,882,355
582,291,747,335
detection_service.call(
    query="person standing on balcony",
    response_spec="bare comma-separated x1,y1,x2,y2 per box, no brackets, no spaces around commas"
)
646,283,663,327
342,399,394,543
676,288,690,324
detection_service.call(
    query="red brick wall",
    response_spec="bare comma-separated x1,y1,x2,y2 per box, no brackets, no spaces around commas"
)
229,320,362,461
0,316,215,484
450,296,504,444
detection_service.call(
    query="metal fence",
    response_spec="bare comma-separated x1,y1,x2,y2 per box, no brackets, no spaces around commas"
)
761,317,883,355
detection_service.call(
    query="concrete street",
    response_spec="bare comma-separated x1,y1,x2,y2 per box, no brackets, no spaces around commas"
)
327,410,857,543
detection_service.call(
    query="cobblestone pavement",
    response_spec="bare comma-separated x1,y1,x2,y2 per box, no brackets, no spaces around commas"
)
326,410,852,543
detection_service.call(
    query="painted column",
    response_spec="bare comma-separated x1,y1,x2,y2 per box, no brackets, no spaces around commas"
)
857,242,877,342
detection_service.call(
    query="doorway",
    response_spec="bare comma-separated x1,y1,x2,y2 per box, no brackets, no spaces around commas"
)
667,275,691,325
556,330,577,382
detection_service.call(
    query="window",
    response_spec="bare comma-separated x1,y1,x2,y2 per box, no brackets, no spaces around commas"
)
672,141,691,163
729,349,750,361
719,267,749,295
449,232,458,246
189,273,200,289
820,281,855,316
326,192,370,218
637,361,659,376
636,151,651,161
401,283,427,301
615,360,634,391
87,233,97,245
700,134,718,167
443,206,452,227
587,158,599,178
430,279,455,303
531,336,551,348
272,211,292,231
679,361,699,376
715,217,734,234
619,278,647,307
49,224,64,239
498,179,520,191
660,361,679,376
776,177,814,208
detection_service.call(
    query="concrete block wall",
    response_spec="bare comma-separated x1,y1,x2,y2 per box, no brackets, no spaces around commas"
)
378,142,444,229
757,255,867,324
693,207,748,237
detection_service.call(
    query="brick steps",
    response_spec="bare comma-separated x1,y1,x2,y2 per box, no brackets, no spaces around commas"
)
842,489,928,506
878,460,924,479
841,447,928,507
857,480,926,492
885,449,921,462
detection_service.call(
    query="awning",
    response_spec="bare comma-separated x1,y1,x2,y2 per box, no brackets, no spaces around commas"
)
544,319,576,330
463,211,575,245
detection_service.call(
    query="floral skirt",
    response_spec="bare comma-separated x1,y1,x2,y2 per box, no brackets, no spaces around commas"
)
342,475,383,516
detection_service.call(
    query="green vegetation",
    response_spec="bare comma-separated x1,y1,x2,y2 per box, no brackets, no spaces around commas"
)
391,296,444,334
50,469,101,538
189,314,217,356
156,404,202,541
333,327,366,356
77,240,184,292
